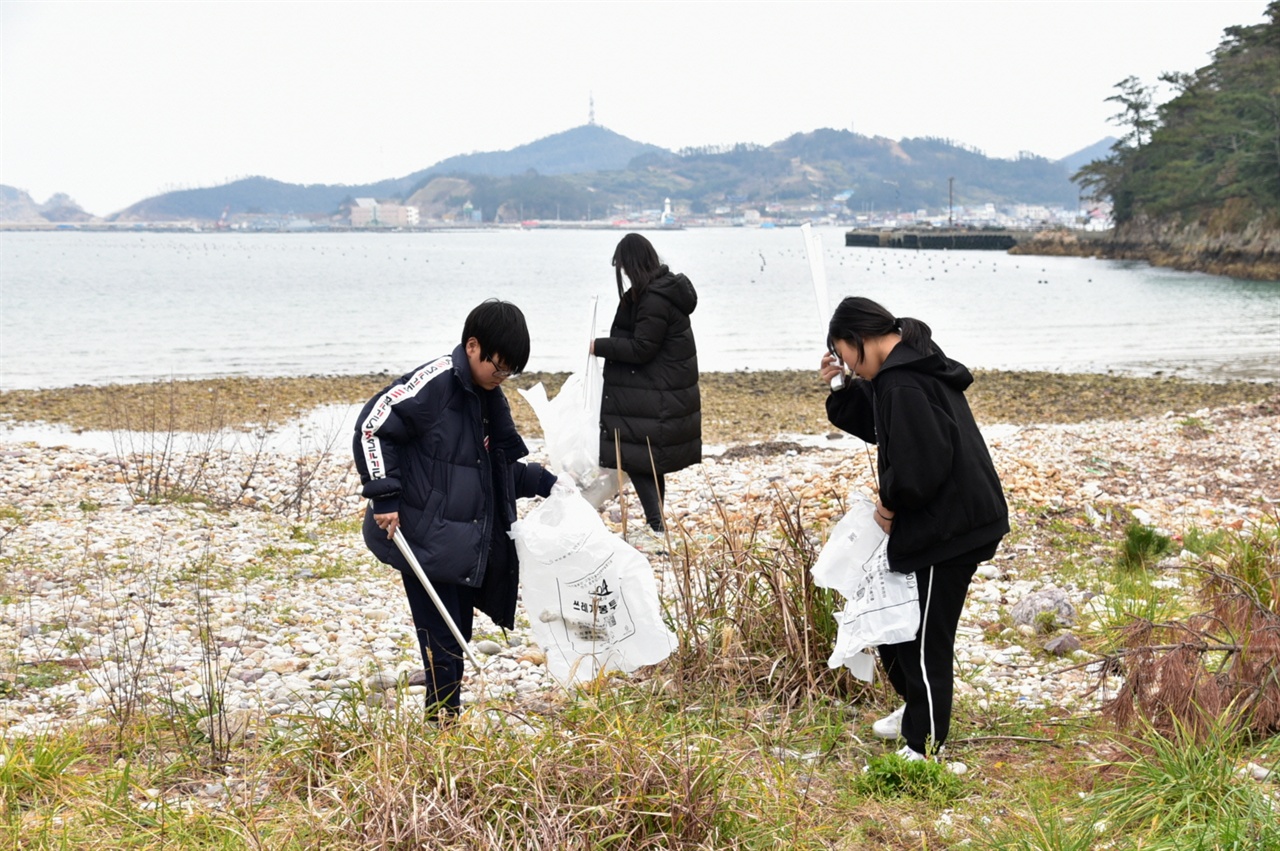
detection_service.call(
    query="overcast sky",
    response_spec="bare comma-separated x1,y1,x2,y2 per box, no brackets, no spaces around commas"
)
1,0,1269,216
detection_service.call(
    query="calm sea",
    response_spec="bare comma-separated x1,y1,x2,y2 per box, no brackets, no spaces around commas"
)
2,227,1278,391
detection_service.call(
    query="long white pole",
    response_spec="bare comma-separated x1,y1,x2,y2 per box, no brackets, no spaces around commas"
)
392,527,483,670
801,222,845,390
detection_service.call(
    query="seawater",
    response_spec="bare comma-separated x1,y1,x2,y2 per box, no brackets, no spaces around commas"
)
2,228,1278,391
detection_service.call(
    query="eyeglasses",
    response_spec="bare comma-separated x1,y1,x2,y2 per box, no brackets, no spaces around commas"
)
487,356,518,380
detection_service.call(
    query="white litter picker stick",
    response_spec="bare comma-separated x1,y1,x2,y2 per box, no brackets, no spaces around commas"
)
801,222,845,390
391,527,483,670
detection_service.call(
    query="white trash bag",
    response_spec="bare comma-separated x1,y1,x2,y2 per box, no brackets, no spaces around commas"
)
518,298,618,508
812,496,919,681
510,485,676,684
811,494,886,598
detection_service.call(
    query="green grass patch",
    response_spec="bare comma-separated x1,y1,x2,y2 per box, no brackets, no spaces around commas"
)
1182,525,1229,556
1117,522,1173,571
14,662,82,691
853,751,965,804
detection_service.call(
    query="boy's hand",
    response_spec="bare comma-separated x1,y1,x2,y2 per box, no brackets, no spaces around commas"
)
374,512,400,539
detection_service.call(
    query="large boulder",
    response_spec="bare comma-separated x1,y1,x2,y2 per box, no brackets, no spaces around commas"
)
1010,586,1076,629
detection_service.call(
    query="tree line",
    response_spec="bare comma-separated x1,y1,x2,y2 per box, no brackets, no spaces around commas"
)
1076,1,1280,228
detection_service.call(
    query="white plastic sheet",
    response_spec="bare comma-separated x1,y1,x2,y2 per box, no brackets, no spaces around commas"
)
812,496,920,681
510,485,676,684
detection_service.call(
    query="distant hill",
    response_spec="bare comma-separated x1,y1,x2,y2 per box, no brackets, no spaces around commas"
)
1057,137,1118,174
0,186,95,223
102,125,1088,222
571,130,1083,212
414,124,666,179
110,177,370,222
108,125,666,222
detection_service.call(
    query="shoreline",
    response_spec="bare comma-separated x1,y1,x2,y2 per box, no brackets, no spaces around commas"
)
1010,228,1280,282
2,369,1276,445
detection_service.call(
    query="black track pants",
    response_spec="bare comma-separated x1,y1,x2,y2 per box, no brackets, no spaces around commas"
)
400,568,475,716
878,564,976,754
630,471,666,532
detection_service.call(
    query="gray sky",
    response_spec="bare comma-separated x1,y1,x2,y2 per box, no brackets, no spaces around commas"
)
1,0,1268,216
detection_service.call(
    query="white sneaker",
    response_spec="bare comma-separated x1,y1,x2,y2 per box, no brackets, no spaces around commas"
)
896,744,927,762
625,527,667,555
872,704,906,739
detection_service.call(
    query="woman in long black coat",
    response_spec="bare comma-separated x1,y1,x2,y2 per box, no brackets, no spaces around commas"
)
590,233,700,535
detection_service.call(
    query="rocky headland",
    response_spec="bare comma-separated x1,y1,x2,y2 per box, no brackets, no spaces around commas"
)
1012,211,1280,281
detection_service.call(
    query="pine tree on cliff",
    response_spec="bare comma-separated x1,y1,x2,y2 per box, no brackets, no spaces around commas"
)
1075,1,1280,228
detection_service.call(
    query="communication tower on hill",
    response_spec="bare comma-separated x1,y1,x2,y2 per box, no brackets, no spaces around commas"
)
589,92,596,126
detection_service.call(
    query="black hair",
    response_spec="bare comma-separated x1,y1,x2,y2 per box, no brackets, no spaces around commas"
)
611,233,663,301
827,296,935,364
461,299,530,375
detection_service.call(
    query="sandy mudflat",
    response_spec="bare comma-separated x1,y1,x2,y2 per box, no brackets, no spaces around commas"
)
1,369,1275,441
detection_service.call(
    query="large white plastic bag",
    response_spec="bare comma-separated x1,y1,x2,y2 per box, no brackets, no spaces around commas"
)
518,374,611,493
510,486,676,684
811,494,886,597
812,497,920,681
517,298,618,508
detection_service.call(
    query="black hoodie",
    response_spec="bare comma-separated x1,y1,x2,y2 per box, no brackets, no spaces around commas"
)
826,342,1008,573
595,265,701,475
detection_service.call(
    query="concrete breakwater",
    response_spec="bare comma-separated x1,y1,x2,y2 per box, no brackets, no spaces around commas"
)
850,219,1279,281
846,229,1019,251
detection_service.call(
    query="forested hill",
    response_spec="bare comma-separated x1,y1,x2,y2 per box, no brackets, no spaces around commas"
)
104,125,1081,223
419,124,666,177
107,125,668,222
595,130,1080,212
1068,1,1280,278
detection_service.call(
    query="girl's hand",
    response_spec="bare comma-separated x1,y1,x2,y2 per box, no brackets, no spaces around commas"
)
874,501,894,535
589,340,595,355
820,352,845,387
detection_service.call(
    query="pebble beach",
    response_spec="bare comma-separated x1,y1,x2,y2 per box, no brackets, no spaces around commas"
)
1,373,1277,744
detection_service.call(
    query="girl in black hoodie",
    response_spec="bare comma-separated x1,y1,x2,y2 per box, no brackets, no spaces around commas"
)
820,296,1008,760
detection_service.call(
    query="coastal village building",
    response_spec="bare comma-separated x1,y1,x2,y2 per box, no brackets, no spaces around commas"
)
350,198,420,228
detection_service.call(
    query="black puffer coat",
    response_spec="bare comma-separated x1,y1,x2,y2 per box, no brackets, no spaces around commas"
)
825,342,1008,574
594,266,701,475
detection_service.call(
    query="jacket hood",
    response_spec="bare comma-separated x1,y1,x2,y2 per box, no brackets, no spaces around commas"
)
647,266,697,315
880,342,973,391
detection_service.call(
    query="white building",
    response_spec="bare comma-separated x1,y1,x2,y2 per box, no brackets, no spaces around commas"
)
351,199,420,228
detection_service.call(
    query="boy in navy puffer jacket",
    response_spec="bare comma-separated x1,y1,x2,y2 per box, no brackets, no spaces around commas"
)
353,299,556,718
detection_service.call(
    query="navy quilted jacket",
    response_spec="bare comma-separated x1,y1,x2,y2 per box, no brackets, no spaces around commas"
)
352,344,554,626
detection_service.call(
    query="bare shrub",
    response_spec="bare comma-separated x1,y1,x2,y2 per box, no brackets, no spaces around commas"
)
275,416,352,520
70,545,162,748
180,546,249,769
103,378,350,518
107,379,229,504
664,483,867,705
1102,511,1280,738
